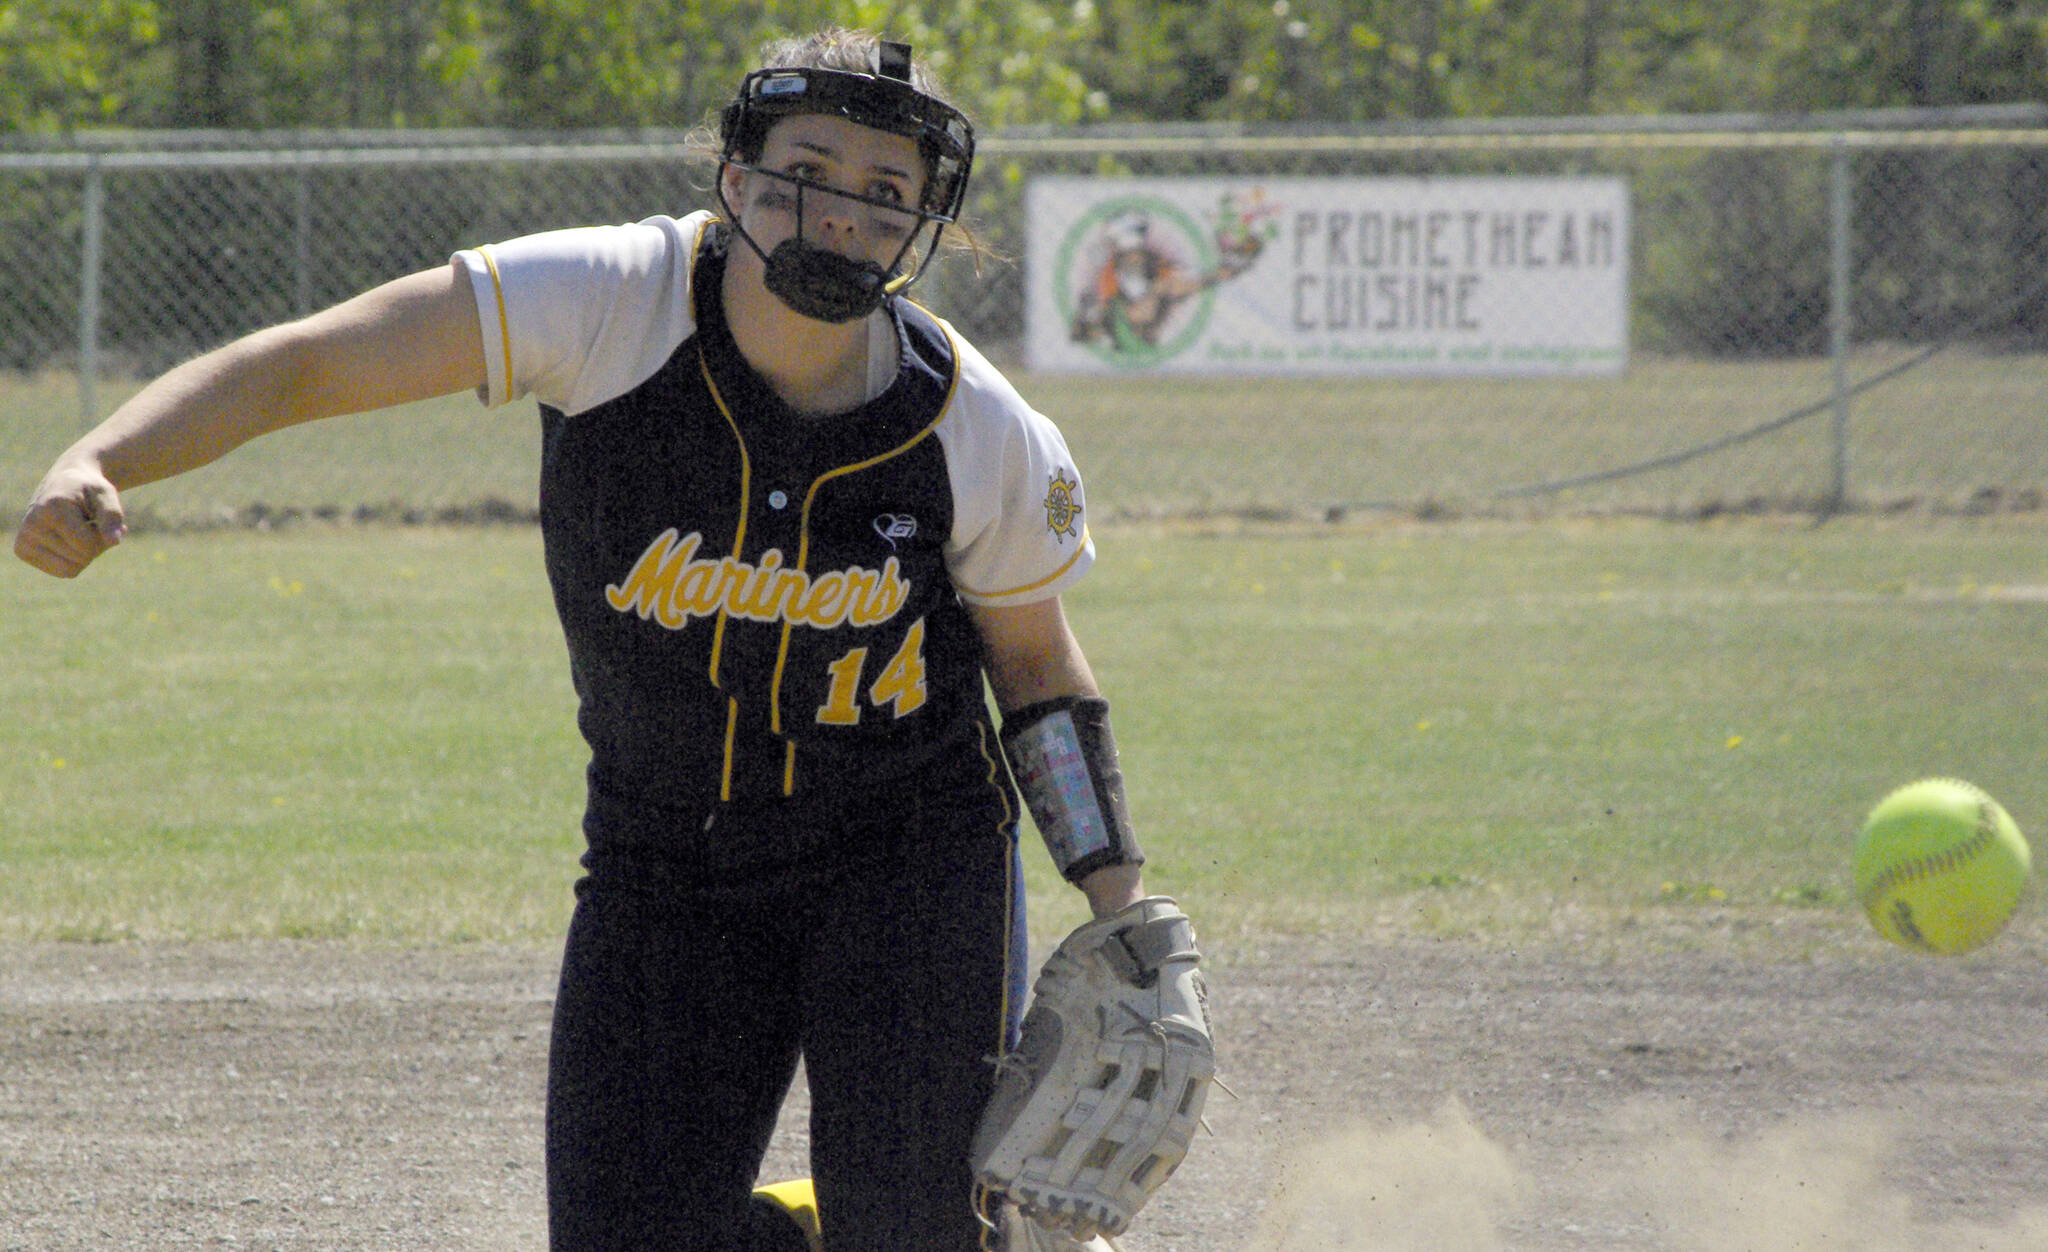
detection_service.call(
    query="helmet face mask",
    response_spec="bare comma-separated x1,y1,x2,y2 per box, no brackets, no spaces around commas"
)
717,43,975,322
750,173,920,323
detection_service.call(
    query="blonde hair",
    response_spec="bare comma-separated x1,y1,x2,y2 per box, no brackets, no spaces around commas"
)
753,27,954,104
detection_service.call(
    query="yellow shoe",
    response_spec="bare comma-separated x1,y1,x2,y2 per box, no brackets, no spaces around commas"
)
749,1178,822,1252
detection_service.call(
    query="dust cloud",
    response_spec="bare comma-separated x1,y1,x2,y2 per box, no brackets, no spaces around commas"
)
1245,1100,2048,1252
1245,1101,1523,1252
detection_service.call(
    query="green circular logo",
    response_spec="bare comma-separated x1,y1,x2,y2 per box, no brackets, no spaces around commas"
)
1054,195,1220,368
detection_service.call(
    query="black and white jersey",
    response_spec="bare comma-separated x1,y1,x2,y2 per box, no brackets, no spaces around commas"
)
454,212,1094,830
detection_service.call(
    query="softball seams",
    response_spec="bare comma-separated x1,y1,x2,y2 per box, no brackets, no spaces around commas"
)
1858,811,2000,914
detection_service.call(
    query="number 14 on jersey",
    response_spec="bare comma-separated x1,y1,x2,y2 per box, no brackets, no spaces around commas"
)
816,617,927,725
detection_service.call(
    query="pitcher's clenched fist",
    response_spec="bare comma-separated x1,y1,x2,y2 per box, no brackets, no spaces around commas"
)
15,459,127,578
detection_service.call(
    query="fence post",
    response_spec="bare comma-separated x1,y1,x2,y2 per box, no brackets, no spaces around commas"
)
78,156,105,427
295,162,313,317
1827,136,1852,513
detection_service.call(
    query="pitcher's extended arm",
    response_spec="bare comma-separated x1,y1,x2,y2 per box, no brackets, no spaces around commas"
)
14,263,483,578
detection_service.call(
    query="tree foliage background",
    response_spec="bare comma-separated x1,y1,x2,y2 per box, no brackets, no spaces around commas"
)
3,2,2044,364
3,0,2044,136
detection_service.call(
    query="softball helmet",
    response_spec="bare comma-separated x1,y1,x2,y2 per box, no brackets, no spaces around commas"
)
717,41,975,322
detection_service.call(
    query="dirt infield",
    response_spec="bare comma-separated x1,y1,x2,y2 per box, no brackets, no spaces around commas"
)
5,928,2048,1251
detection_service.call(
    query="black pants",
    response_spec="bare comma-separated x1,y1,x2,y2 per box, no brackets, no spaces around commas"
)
545,777,1026,1252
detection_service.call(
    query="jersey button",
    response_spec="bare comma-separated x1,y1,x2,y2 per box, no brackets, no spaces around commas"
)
768,490,789,510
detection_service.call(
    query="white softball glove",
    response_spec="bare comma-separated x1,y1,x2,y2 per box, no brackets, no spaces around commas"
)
971,896,1213,1238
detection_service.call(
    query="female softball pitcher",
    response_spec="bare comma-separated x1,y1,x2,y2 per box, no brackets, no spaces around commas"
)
14,28,1211,1252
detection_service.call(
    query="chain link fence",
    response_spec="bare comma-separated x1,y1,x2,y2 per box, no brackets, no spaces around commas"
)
4,108,2046,525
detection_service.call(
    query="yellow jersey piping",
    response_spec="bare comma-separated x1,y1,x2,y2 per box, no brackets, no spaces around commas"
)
698,356,753,802
720,699,739,802
976,714,1020,1061
952,524,1092,601
698,356,754,684
477,245,514,406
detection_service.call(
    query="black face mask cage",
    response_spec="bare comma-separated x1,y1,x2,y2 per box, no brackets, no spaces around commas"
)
737,166,931,268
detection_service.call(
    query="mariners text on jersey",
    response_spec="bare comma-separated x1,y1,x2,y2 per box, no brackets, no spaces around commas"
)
606,529,911,632
454,212,1095,840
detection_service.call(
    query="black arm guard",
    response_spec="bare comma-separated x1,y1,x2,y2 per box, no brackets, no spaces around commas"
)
999,695,1145,883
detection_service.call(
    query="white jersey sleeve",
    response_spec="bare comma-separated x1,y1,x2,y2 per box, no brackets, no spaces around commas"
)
452,211,713,415
937,330,1097,606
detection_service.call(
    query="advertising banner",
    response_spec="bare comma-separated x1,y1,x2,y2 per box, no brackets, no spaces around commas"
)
1025,175,1630,376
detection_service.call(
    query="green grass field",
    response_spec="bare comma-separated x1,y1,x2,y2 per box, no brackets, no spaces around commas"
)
8,347,2048,527
6,515,2045,950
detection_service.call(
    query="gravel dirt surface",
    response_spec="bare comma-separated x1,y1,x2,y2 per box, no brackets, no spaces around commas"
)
5,923,2048,1251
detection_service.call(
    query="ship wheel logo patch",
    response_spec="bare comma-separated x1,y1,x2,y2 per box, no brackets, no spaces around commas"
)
1043,470,1082,542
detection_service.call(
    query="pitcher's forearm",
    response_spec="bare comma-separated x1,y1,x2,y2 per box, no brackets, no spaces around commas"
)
18,266,483,580
73,266,485,491
70,325,321,491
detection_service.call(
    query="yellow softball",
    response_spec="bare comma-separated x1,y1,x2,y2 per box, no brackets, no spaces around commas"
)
1853,778,2031,955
